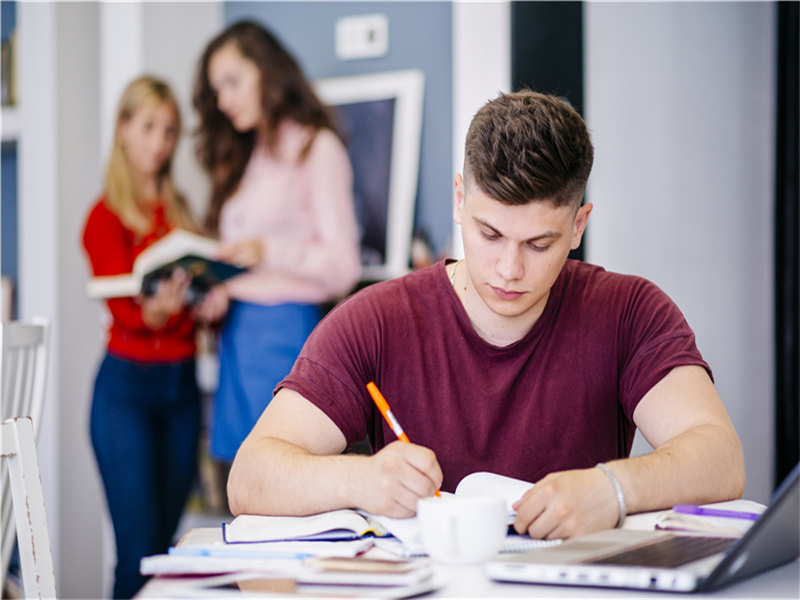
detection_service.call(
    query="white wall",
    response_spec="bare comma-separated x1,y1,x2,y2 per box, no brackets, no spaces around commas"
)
585,3,776,502
17,3,222,597
143,2,219,221
55,6,107,597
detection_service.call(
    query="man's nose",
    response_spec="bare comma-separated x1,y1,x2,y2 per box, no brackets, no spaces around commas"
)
496,244,524,281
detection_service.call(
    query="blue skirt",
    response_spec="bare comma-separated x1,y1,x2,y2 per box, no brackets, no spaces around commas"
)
210,300,321,461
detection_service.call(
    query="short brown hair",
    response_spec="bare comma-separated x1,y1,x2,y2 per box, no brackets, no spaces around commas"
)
464,90,594,209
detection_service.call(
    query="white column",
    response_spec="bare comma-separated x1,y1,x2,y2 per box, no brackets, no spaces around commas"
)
451,1,511,259
100,2,144,158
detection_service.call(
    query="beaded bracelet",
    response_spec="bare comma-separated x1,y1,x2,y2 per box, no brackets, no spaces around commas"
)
596,462,627,528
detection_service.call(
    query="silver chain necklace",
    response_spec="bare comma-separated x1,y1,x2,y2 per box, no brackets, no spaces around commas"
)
450,259,462,287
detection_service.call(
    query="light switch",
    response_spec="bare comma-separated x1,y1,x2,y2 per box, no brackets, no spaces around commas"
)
336,14,389,60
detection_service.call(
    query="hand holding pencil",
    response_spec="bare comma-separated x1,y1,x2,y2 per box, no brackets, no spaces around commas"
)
367,381,442,498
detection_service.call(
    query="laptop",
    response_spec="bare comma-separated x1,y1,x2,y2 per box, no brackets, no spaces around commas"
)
485,462,799,592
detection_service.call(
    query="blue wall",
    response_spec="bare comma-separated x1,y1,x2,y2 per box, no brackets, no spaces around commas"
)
225,1,454,259
1,0,15,38
1,0,17,315
1,143,17,282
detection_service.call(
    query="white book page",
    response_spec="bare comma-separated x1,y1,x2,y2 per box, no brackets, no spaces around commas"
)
224,510,373,543
455,471,534,516
132,229,218,276
86,273,140,298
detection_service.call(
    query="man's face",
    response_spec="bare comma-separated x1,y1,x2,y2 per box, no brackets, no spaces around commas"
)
453,174,591,337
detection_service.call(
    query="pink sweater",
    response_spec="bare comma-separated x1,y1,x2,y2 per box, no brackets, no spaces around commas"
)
220,120,361,305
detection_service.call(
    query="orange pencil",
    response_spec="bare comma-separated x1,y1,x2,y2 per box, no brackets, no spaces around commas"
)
366,381,441,497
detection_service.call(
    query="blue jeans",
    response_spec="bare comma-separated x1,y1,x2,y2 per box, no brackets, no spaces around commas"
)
90,353,200,599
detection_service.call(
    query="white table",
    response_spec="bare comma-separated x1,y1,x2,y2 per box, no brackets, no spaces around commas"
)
138,500,796,598
426,559,799,598
138,551,798,598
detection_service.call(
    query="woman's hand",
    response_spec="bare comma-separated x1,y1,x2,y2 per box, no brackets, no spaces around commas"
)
194,285,230,323
216,239,265,269
139,269,190,330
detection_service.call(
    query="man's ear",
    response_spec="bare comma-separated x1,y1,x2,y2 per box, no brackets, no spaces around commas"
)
570,203,593,250
453,173,465,225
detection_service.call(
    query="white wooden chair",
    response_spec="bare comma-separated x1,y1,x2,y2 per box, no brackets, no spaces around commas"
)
1,318,53,598
1,417,56,598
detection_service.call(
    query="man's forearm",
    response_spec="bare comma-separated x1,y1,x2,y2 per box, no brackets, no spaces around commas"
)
611,423,746,516
227,436,367,517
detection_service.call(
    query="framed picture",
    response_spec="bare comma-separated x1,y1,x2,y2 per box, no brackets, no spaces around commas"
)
314,69,425,281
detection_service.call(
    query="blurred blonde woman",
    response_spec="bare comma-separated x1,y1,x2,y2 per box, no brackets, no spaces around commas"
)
82,75,223,599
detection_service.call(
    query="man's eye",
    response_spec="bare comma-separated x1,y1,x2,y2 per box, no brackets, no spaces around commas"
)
529,243,550,252
482,231,499,241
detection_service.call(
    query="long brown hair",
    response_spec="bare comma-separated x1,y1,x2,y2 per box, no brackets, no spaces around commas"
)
194,20,337,234
106,76,196,234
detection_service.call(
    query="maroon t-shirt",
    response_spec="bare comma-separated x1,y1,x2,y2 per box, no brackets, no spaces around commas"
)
279,259,710,492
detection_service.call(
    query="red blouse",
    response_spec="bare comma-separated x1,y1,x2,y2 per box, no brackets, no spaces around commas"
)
82,197,196,363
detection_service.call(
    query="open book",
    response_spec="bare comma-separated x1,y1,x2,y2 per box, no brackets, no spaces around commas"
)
223,509,391,544
654,499,767,537
86,229,246,303
223,472,557,556
372,472,561,556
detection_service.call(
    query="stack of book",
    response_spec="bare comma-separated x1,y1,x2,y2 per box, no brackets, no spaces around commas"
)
139,472,562,597
140,525,436,598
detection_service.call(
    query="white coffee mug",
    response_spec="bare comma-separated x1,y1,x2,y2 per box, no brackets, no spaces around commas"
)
417,495,507,564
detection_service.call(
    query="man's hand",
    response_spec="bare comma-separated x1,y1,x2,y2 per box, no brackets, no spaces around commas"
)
512,467,619,539
353,441,443,518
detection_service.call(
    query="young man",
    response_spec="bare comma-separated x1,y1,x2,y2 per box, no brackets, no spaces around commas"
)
228,91,745,540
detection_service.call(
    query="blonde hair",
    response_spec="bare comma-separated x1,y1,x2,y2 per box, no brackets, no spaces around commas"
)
104,75,197,234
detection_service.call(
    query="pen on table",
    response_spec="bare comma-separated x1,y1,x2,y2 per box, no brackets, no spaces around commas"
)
672,505,761,521
366,381,442,498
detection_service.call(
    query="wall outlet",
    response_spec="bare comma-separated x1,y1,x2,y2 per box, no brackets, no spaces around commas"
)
336,14,389,61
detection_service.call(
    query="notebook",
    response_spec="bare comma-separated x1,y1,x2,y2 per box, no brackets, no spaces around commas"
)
485,462,799,592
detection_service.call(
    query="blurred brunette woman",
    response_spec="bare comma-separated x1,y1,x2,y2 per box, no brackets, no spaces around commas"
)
194,21,360,466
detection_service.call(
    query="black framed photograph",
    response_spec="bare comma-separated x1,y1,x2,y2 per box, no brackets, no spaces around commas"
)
315,69,425,281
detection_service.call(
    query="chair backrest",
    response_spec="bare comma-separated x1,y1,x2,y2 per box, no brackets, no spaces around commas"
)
1,318,50,431
1,417,57,598
0,318,51,596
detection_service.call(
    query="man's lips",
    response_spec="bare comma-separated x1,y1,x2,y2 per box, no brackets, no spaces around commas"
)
490,285,524,300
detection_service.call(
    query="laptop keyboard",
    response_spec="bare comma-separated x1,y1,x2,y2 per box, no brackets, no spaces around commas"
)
588,536,737,569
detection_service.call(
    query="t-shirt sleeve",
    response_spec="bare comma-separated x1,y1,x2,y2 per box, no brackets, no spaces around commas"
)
617,278,712,421
277,288,381,448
